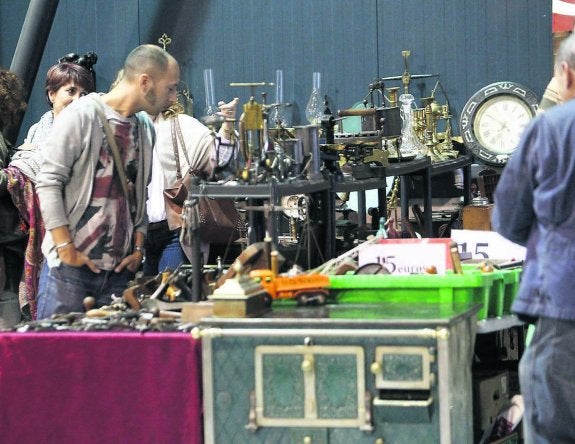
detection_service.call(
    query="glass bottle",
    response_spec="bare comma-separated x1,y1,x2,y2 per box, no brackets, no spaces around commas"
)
203,68,219,116
305,72,323,125
399,93,427,158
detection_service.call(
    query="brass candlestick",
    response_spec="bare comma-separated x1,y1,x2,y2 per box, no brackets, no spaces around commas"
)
436,104,458,159
421,97,434,146
430,99,443,146
421,96,442,162
387,87,400,108
401,50,411,94
414,108,427,146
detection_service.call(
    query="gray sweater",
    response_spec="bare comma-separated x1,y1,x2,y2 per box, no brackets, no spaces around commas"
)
9,111,54,183
36,93,155,266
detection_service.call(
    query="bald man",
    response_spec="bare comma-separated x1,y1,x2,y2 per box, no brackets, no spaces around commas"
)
493,33,575,442
35,45,180,318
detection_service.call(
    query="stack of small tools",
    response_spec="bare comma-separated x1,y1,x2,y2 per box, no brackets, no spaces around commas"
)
7,267,196,333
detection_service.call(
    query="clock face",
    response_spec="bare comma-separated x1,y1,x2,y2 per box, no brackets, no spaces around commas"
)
459,82,539,165
473,96,533,155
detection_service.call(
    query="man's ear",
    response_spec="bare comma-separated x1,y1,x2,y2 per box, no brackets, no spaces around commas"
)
560,61,575,91
139,73,153,93
568,69,575,93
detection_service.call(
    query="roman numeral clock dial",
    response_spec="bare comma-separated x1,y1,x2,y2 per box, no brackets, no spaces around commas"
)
459,82,539,165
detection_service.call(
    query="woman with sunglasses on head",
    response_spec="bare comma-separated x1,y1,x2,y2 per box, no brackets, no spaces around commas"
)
21,61,96,152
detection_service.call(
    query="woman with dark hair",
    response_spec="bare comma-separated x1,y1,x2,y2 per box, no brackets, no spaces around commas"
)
22,62,95,151
0,62,95,321
0,68,27,167
0,68,27,328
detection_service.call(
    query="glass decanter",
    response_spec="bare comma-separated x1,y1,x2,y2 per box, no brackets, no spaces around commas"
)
399,93,427,158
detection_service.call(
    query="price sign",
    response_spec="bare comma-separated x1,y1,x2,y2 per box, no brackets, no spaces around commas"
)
358,238,454,274
450,229,526,261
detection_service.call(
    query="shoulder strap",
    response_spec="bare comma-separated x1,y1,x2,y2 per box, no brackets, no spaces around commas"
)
92,98,130,201
170,116,193,179
170,117,182,179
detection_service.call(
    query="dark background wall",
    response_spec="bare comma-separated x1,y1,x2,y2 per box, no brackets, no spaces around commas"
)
0,0,552,145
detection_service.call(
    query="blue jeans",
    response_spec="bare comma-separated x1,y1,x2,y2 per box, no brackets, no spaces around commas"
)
520,316,575,444
143,221,186,276
36,262,134,319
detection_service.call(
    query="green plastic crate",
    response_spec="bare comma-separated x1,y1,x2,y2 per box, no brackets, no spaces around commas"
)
499,268,522,315
329,272,500,320
460,264,505,318
461,264,522,317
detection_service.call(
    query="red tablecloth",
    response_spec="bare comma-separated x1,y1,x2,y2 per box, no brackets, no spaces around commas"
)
0,332,202,444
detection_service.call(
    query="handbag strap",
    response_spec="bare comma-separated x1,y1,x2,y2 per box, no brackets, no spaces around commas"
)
170,116,193,179
93,100,130,201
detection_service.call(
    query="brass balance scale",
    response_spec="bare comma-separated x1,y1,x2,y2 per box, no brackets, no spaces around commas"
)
334,50,458,171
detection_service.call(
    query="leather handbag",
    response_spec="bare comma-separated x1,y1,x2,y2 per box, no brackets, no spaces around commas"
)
163,117,242,244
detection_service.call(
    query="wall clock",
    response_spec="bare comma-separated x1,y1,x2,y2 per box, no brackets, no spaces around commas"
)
459,81,539,165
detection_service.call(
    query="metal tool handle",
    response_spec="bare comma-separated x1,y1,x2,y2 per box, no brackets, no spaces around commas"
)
338,108,376,117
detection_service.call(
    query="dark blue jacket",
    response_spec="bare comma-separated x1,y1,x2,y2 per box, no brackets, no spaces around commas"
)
493,99,575,321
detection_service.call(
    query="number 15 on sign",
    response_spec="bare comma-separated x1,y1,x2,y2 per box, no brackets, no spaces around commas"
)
450,229,526,261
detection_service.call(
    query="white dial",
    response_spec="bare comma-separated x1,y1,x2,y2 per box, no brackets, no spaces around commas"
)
460,82,538,165
473,96,532,155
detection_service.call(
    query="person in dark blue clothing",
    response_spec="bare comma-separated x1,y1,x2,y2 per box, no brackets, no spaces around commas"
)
493,33,575,443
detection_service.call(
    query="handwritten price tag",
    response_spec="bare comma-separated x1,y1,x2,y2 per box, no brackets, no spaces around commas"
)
358,238,454,274
450,229,526,261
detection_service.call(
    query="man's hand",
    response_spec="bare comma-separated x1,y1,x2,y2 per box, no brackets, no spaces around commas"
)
57,244,100,273
50,226,100,273
218,97,239,121
217,98,239,141
114,251,143,273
